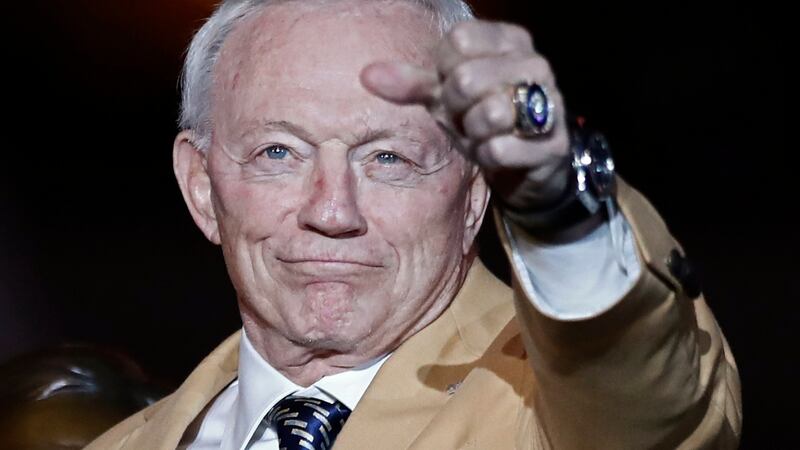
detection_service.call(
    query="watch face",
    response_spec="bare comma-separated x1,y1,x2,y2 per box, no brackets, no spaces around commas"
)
586,133,616,200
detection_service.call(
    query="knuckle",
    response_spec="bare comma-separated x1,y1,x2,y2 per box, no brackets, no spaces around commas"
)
485,138,506,167
524,56,553,83
449,22,475,54
501,23,533,50
538,57,553,78
485,98,512,128
451,64,474,97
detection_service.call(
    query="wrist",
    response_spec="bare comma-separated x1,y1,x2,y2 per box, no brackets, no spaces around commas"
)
498,117,617,240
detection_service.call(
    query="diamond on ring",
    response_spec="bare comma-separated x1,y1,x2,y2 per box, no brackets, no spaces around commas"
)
512,82,555,137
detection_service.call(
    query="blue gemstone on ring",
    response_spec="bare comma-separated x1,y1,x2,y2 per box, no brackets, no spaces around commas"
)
525,84,549,129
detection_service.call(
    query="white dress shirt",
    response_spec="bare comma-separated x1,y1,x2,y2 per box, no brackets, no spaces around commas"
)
181,329,389,450
184,212,641,449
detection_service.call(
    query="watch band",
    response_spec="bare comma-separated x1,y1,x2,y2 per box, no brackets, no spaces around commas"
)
500,117,613,234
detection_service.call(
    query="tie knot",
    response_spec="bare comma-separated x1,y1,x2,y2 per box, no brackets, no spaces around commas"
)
266,395,351,450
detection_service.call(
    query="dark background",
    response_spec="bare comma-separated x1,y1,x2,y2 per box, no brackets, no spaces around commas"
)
2,1,790,447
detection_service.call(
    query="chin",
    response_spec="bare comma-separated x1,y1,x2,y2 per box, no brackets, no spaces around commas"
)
295,335,360,354
288,310,379,355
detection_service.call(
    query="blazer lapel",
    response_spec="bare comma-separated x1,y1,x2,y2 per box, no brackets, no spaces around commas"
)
121,332,241,450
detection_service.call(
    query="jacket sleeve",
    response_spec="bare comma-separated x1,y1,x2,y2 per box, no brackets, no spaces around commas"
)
495,178,742,449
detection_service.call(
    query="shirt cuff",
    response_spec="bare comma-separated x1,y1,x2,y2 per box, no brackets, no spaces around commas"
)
502,209,642,320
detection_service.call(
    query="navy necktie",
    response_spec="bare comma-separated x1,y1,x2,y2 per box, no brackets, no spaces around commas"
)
266,395,352,450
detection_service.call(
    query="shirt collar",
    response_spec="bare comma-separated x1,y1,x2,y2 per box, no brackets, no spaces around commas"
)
231,328,388,449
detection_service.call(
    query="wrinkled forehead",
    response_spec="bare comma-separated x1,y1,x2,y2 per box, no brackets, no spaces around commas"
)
221,0,441,66
209,0,443,142
215,0,440,107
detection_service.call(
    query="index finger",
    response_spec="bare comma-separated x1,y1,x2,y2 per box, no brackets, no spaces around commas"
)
360,61,442,107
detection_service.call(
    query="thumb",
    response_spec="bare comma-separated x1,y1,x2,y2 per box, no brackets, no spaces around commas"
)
360,61,441,106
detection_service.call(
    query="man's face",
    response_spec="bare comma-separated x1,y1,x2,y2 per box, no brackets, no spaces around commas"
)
186,0,487,360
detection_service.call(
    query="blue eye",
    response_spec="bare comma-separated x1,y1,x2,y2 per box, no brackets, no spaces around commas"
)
263,145,289,160
376,152,400,164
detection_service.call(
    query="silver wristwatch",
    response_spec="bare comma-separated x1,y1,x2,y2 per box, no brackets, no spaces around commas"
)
502,118,617,233
572,120,617,216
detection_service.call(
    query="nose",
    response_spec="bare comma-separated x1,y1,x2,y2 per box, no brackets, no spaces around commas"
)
297,155,368,238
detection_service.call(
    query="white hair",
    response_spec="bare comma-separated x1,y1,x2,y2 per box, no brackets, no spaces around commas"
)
179,0,475,151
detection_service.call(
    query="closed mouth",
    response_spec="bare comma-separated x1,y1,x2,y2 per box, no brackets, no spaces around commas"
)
277,257,384,269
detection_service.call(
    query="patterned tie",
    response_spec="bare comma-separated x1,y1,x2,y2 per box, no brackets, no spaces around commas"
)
266,395,352,450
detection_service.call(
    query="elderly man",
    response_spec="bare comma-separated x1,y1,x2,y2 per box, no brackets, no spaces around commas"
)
88,0,741,448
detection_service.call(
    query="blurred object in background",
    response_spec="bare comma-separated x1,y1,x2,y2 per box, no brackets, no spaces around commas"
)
0,344,168,450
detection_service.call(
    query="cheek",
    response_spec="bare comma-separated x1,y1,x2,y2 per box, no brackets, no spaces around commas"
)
363,179,467,247
213,177,298,240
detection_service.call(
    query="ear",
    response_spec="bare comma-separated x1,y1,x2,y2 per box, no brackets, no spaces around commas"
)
173,131,221,244
462,165,490,255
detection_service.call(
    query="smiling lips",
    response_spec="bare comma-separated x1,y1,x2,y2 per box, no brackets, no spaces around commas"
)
277,257,384,280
